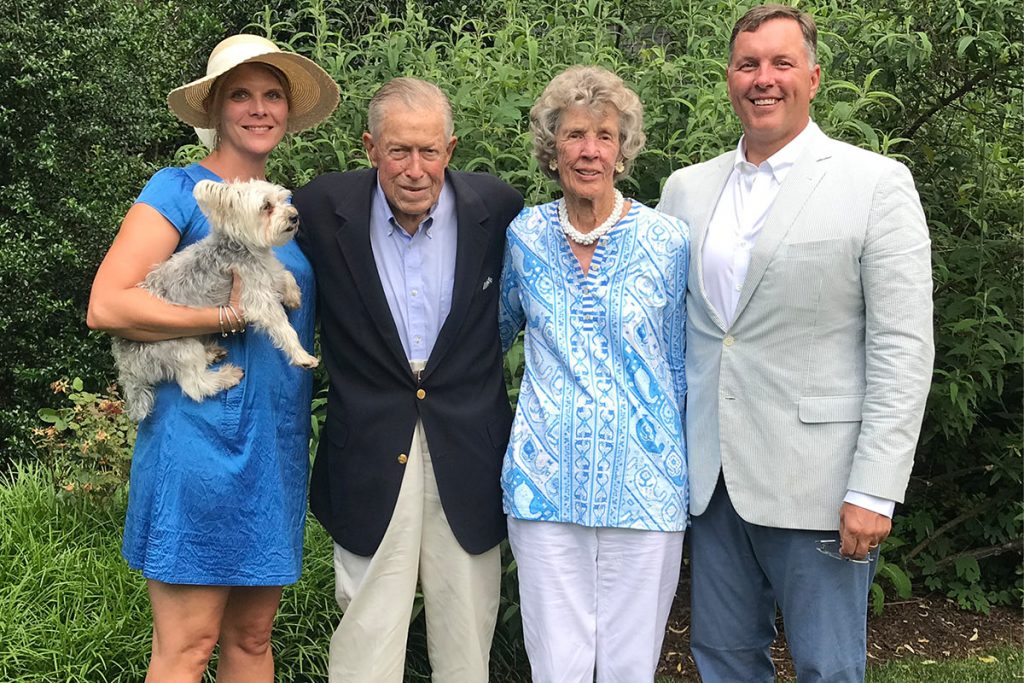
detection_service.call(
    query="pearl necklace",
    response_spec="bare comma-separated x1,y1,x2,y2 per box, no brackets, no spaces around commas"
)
558,190,624,246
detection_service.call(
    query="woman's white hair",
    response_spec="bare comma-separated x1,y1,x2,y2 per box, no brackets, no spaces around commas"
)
367,77,454,139
530,65,646,181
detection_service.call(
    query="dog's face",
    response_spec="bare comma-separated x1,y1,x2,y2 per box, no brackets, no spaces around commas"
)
193,179,299,248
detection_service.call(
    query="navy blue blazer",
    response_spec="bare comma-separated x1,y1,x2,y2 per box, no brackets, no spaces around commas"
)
294,168,524,555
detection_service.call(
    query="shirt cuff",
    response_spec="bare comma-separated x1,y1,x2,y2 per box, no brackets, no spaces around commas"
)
844,490,896,518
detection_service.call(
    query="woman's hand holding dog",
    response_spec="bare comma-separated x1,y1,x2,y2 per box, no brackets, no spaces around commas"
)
229,267,247,326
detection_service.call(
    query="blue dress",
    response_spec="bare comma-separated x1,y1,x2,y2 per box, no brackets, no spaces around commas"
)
121,164,314,585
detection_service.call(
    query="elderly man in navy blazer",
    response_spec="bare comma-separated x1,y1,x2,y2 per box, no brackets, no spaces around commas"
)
293,77,523,683
658,5,934,681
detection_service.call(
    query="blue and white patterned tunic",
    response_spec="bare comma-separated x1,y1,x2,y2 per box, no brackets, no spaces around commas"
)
499,199,690,531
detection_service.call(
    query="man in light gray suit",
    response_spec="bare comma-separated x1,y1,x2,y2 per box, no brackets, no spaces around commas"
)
657,5,934,681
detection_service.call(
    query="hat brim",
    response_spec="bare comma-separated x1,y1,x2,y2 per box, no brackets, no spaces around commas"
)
167,50,339,133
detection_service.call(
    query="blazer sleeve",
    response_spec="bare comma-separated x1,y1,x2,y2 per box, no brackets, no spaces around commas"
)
846,160,935,502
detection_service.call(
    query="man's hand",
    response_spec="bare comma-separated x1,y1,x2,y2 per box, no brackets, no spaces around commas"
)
839,502,891,560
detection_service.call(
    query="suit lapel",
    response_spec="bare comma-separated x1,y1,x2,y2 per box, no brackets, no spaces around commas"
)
693,154,736,333
731,136,832,324
422,171,490,379
332,171,411,373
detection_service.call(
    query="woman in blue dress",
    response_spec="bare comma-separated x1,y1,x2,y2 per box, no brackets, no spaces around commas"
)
499,66,690,681
87,35,337,681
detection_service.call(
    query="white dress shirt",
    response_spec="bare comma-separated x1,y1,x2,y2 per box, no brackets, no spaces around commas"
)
702,120,895,519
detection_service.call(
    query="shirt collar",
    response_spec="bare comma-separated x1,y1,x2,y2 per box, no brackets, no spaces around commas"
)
733,120,821,185
374,177,452,238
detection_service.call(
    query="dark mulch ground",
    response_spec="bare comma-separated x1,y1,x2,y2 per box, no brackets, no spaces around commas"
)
658,574,1023,680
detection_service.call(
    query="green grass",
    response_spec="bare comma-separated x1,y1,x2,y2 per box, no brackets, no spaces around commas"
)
653,648,1024,682
0,464,344,682
865,648,1023,682
0,464,529,682
3,465,1015,683
0,465,151,682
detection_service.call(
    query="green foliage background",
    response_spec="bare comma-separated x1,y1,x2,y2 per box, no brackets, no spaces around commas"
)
1,0,1021,677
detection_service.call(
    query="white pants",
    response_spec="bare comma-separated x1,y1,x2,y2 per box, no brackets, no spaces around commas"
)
328,417,501,683
508,517,684,683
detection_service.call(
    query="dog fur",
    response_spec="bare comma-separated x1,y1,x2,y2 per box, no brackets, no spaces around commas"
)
113,178,318,422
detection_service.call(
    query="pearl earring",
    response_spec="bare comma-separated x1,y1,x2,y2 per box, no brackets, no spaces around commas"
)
615,160,625,174
549,158,558,172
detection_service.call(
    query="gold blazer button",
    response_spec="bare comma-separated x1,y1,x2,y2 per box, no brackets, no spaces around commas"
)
416,388,426,399
397,453,408,465
723,335,735,347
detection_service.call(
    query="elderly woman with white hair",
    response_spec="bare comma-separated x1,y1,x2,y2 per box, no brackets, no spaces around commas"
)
88,35,337,681
499,65,690,681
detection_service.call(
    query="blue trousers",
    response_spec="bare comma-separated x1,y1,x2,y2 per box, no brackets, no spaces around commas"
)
690,476,876,682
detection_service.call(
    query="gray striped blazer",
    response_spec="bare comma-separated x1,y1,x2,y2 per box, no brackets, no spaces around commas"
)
657,128,934,530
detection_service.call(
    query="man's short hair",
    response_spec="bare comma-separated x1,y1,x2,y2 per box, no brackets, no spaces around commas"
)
367,77,454,139
729,4,818,66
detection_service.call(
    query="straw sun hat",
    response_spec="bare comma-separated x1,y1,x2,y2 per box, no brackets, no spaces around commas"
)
167,34,339,141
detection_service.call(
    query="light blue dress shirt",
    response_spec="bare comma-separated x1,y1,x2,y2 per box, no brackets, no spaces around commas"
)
498,200,690,531
369,180,457,362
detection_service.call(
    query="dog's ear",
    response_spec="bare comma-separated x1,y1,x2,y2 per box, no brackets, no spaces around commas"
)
193,180,249,236
192,179,226,215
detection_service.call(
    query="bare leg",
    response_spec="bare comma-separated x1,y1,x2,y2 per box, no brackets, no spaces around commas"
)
215,585,283,683
146,580,230,683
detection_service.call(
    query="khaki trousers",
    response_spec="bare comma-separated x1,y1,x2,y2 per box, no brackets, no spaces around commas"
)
328,394,501,682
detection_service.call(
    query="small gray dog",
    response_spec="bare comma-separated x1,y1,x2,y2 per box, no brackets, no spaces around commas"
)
113,179,318,422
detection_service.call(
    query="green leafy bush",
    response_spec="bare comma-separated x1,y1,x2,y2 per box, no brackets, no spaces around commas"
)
826,0,1023,611
4,0,1021,614
32,377,134,501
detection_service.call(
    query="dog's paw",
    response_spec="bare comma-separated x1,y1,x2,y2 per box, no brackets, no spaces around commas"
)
179,363,244,403
220,364,245,387
277,270,302,309
292,353,319,369
281,288,302,309
205,343,229,364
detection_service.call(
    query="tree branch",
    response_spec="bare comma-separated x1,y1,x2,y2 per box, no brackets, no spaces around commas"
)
912,464,994,485
895,70,995,150
931,541,1021,570
904,493,1009,562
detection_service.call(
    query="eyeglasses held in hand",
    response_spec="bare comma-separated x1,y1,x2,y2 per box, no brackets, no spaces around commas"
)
815,539,878,564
